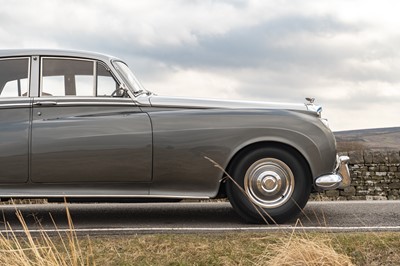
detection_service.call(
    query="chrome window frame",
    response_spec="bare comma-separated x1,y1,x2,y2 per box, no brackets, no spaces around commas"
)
0,56,31,98
40,57,97,97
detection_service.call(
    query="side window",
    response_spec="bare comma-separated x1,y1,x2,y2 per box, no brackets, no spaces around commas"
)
42,58,94,96
97,63,119,96
41,58,119,97
0,58,29,97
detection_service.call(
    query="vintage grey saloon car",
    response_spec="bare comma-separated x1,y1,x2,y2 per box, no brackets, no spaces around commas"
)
0,49,350,223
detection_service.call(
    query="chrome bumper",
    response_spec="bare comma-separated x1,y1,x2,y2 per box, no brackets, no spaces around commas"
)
315,155,351,190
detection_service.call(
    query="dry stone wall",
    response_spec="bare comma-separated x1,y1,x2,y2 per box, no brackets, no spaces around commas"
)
311,150,400,200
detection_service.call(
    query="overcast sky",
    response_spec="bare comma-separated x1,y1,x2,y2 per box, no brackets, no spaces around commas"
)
1,0,399,131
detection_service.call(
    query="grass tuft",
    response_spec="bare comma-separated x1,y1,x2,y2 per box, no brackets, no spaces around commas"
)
0,201,94,266
260,235,354,266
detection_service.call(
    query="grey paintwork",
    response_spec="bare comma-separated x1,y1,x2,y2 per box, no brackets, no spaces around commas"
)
31,97,152,184
147,106,336,197
0,49,337,199
0,98,31,183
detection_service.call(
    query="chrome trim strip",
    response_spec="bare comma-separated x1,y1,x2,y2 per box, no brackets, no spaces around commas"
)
27,57,31,97
0,49,122,64
30,55,40,97
148,95,308,110
37,96,134,101
0,194,209,199
52,101,137,107
32,96,137,107
0,103,31,108
92,59,97,95
33,101,58,106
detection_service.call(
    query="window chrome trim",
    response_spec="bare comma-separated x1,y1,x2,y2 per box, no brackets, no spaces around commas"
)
0,98,32,108
0,102,31,108
30,55,39,97
93,59,97,96
33,97,137,107
39,57,128,100
52,101,138,107
40,57,96,97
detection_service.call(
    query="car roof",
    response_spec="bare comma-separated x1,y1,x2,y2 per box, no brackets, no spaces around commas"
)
0,49,122,62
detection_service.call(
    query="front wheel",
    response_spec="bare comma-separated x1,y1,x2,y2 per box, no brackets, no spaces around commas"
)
226,147,311,224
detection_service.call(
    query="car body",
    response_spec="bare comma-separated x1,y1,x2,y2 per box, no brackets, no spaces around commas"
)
0,49,350,223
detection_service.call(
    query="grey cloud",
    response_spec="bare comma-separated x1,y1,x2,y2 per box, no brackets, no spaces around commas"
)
177,0,248,8
36,14,358,71
133,15,360,68
125,14,400,88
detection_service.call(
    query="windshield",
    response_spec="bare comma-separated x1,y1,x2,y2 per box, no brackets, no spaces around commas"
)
112,61,147,94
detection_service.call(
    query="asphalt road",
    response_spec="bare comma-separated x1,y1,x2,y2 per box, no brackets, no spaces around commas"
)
0,201,399,235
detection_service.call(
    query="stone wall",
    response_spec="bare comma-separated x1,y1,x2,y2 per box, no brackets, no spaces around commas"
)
312,150,400,200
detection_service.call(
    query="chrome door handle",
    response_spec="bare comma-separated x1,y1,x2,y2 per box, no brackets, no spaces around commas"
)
33,101,58,106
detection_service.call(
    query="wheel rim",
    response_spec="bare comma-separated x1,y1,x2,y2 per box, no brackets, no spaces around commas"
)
244,158,295,208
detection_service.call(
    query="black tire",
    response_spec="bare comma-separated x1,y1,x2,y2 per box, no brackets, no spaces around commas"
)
226,146,311,224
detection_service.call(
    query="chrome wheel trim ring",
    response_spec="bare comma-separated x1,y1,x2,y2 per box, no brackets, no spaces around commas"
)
244,158,295,208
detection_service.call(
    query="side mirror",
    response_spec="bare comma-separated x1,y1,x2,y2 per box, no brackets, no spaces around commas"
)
112,84,129,97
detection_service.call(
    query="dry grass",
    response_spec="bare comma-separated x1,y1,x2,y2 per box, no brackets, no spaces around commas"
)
0,207,399,265
336,141,366,152
0,203,94,266
86,232,400,265
260,235,354,266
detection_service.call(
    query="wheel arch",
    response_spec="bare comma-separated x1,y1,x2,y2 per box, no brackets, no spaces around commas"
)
217,141,313,198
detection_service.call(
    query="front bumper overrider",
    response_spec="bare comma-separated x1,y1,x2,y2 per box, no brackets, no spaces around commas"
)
315,155,351,190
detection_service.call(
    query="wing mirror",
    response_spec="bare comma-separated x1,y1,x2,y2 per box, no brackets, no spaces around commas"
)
111,83,129,97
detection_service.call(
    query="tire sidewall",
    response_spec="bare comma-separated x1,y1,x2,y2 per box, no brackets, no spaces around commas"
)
227,147,311,223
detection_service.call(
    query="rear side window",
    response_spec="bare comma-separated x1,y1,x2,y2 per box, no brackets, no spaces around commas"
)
0,58,30,97
41,57,119,97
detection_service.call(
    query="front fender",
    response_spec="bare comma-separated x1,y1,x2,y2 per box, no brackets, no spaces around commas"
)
146,108,337,198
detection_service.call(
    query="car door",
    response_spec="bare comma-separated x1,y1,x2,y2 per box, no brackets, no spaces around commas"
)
0,57,31,183
30,57,152,183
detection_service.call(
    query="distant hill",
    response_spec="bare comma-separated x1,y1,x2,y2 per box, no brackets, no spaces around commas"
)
334,127,400,151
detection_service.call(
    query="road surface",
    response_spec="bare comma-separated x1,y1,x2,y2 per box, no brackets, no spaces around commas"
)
0,201,399,234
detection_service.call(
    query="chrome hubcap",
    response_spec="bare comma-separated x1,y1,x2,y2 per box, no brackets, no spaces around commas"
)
244,158,294,208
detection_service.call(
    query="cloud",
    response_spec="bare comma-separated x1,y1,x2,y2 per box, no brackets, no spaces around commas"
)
137,15,367,77
0,0,399,130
